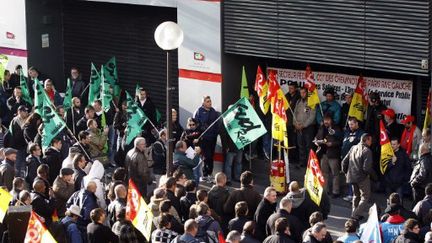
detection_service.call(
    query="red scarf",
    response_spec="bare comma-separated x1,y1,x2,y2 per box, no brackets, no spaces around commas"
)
401,125,416,156
45,89,55,103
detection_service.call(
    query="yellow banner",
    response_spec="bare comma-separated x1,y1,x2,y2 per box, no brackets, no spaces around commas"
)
0,188,11,223
305,150,325,206
127,179,153,241
259,83,270,114
348,92,366,121
272,113,288,148
379,120,394,174
307,88,320,109
25,211,57,243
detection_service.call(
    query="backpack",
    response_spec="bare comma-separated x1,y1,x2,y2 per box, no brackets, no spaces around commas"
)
195,219,218,243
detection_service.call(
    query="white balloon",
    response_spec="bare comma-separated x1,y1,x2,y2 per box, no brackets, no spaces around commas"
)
154,21,184,50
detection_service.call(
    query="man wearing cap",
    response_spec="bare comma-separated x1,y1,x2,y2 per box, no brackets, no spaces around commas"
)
383,108,404,141
53,167,76,217
0,148,17,190
316,87,341,126
401,115,422,160
380,203,406,243
61,205,84,243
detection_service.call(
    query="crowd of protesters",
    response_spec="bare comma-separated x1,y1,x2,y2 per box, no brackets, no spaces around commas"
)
0,65,431,243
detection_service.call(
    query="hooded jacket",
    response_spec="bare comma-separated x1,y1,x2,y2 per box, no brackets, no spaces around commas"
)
380,214,405,243
83,160,106,209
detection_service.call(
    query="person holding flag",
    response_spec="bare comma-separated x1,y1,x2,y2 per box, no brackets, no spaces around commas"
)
383,109,404,141
342,133,374,220
384,138,411,200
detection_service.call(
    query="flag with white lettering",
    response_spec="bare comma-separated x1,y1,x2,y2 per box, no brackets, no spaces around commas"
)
254,65,270,114
125,91,148,145
304,65,320,108
222,97,267,149
380,120,394,174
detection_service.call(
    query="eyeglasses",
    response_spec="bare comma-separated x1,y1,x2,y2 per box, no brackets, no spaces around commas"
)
189,123,196,126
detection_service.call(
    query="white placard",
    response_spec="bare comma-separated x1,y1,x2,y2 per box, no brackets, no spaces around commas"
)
268,67,413,121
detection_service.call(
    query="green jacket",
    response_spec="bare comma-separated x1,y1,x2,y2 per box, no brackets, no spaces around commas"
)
173,151,199,179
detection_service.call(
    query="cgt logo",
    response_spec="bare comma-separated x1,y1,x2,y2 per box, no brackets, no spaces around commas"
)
6,32,15,39
194,51,205,61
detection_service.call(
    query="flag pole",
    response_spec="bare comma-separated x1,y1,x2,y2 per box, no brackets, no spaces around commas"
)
71,108,76,135
197,114,223,140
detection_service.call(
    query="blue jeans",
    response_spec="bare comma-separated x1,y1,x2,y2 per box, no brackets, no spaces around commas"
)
193,159,203,185
262,133,272,159
224,150,243,182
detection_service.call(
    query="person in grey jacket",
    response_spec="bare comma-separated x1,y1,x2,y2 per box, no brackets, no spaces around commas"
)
341,133,374,220
410,143,432,204
294,87,316,167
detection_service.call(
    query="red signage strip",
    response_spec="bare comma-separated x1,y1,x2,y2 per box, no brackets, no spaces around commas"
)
0,47,28,57
179,69,222,83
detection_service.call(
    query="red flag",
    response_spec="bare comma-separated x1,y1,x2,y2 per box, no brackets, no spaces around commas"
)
355,75,368,105
267,69,279,102
218,231,226,243
25,211,56,243
273,96,288,122
254,65,266,95
304,64,316,92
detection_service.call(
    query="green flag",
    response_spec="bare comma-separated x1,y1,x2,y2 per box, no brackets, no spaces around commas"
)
34,79,45,115
240,66,249,99
125,91,148,145
103,57,120,98
101,65,113,112
0,55,8,84
88,63,101,104
222,97,267,149
63,78,72,110
135,83,140,97
155,108,162,123
19,69,33,106
40,93,67,150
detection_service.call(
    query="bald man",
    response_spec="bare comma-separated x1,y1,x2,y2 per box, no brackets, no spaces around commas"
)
31,179,56,226
107,184,127,225
410,143,432,204
66,180,99,226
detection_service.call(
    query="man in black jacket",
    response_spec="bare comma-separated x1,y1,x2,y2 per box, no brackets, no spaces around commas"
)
165,177,181,215
70,67,87,102
6,87,31,115
66,97,84,135
31,179,56,227
410,143,432,204
266,198,304,243
43,137,63,184
254,186,277,241
208,172,230,233
6,105,29,178
87,208,118,243
263,218,296,243
76,106,95,136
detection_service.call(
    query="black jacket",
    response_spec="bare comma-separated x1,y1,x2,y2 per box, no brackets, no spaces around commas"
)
6,96,31,115
66,107,84,135
266,209,304,243
180,192,196,222
240,233,260,243
208,185,230,219
113,109,127,137
73,168,87,191
228,216,249,232
8,117,27,149
151,139,166,175
43,147,63,184
26,155,42,186
71,79,87,100
166,189,181,217
263,232,296,243
87,222,118,243
31,192,56,227
23,122,39,143
384,148,411,187
76,116,89,136
254,198,277,241
224,185,262,218
411,153,432,189
386,121,405,141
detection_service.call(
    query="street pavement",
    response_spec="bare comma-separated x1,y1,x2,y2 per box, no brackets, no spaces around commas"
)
204,156,408,239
